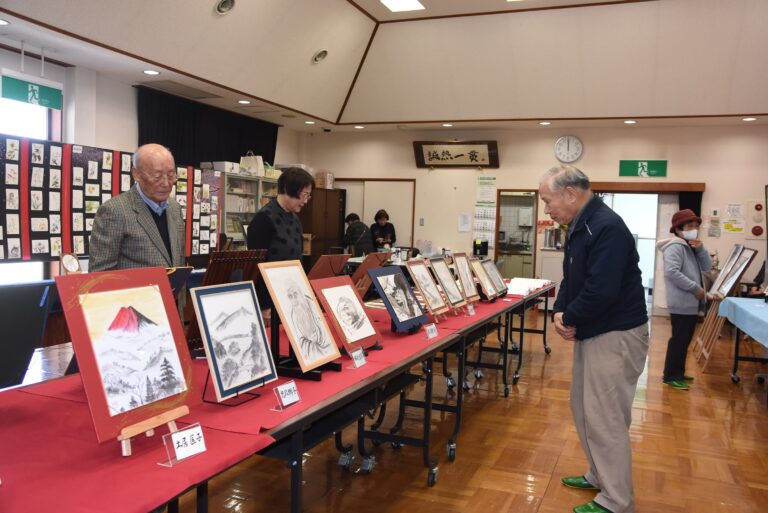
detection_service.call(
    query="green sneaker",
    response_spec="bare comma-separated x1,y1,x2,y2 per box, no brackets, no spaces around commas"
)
573,501,613,513
683,375,695,382
561,475,599,490
664,380,689,391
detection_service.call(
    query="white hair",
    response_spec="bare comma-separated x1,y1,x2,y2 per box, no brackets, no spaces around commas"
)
540,164,590,192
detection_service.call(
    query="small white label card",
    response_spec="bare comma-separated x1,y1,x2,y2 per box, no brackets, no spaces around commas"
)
425,323,439,340
467,304,476,316
166,424,206,464
274,380,300,409
350,347,367,368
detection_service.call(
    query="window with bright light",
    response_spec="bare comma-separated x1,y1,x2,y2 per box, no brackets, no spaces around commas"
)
0,97,48,283
0,97,48,139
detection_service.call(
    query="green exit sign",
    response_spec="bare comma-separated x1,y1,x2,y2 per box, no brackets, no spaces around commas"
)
1,69,62,110
619,160,667,177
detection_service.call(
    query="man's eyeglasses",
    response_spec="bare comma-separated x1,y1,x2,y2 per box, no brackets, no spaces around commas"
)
146,173,178,184
300,191,312,200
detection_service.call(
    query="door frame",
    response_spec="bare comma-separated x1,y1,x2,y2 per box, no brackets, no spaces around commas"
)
495,188,538,277
333,178,417,247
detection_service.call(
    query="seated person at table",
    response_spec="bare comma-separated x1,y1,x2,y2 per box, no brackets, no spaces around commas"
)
343,213,374,257
89,144,186,271
371,209,396,248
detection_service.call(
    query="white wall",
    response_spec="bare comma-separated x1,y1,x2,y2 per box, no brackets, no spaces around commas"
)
299,125,768,278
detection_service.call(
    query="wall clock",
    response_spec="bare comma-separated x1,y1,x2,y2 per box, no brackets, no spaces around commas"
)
554,135,583,163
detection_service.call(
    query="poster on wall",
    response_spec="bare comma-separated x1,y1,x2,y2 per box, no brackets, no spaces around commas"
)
0,134,22,261
71,145,115,256
474,176,496,251
26,139,64,260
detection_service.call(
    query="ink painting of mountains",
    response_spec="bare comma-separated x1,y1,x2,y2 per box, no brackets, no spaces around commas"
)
191,282,277,401
79,285,187,416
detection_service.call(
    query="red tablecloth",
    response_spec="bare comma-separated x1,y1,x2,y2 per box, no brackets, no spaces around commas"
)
0,389,274,513
0,289,537,513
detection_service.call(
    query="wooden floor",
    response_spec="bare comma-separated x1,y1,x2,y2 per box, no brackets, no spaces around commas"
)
177,312,768,513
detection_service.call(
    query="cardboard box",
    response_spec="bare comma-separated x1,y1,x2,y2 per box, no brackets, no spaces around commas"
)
315,171,334,189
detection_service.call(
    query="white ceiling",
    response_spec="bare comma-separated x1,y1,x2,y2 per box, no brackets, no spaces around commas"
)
351,0,645,22
0,0,765,132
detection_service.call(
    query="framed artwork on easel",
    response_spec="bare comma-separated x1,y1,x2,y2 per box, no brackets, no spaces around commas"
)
428,257,467,309
406,259,450,316
369,266,428,332
54,267,192,444
190,281,277,402
258,260,341,372
470,257,499,300
311,275,382,353
453,252,480,303
482,259,508,296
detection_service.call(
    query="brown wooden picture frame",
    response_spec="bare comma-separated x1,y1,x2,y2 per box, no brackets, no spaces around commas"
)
257,260,341,372
405,259,450,316
311,275,382,353
453,252,480,303
428,256,467,309
470,257,499,299
413,140,499,168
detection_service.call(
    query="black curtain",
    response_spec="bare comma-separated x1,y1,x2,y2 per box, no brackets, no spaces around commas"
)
136,86,278,167
678,191,703,216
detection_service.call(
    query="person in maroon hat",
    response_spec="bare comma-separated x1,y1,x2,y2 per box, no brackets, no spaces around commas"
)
656,209,712,390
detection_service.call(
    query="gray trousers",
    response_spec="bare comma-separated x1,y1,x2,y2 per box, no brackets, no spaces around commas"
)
571,324,649,513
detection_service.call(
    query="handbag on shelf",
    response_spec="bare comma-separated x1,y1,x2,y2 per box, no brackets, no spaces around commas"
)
239,151,265,177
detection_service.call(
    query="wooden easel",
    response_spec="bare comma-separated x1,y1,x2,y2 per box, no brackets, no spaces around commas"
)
117,405,189,456
692,296,725,370
185,250,267,347
693,246,758,370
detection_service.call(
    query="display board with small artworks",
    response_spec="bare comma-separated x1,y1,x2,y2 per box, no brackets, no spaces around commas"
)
0,132,221,263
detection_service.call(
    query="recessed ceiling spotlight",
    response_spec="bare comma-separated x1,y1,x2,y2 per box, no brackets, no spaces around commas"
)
623,120,637,125
143,69,160,76
312,50,328,64
0,19,10,26
442,123,453,127
354,125,365,129
237,100,251,105
304,121,316,125
380,0,425,13
214,0,235,15
506,0,526,2
742,117,757,122
538,121,551,126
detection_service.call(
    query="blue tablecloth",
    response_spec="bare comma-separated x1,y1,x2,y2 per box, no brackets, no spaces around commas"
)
719,297,768,348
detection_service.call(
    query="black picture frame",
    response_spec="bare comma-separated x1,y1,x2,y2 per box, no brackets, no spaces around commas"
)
413,140,499,168
368,266,428,332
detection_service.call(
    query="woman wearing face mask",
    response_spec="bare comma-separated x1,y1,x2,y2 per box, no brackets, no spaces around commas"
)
656,209,712,390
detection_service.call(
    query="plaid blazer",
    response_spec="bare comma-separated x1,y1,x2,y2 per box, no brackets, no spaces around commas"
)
88,186,186,271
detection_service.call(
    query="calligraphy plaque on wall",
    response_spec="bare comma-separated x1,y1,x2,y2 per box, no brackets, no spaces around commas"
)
413,140,499,168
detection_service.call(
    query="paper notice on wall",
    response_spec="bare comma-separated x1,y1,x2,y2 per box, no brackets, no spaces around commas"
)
723,217,745,233
458,212,471,232
707,216,721,237
476,176,497,203
726,204,744,217
474,176,497,250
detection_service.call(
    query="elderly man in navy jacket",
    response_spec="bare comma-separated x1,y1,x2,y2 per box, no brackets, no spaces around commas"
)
539,165,649,513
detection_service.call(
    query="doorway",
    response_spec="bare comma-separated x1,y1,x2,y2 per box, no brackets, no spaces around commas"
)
602,193,659,313
335,179,416,248
495,190,537,278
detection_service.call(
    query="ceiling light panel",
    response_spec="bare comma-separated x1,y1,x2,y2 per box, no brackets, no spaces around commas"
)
380,0,425,13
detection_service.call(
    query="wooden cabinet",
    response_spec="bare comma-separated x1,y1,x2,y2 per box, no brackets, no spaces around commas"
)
298,188,346,268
